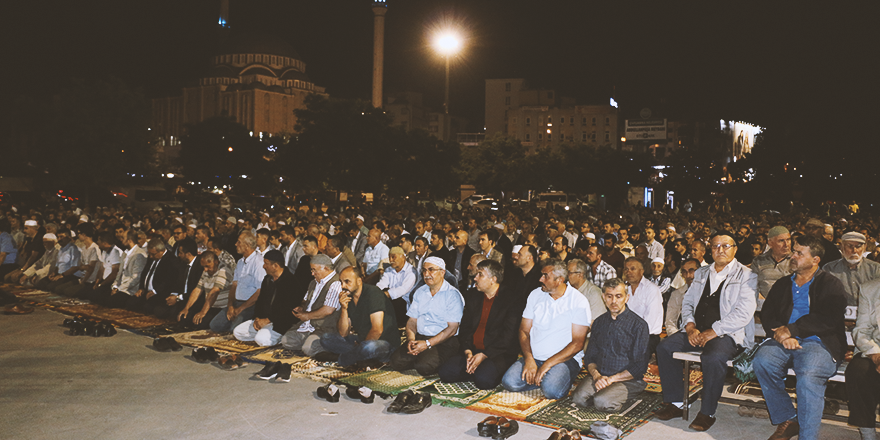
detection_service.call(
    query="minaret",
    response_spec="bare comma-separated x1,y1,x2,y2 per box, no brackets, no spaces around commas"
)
218,0,231,43
371,0,387,108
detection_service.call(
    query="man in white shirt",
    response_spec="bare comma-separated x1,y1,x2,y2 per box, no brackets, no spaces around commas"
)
362,229,389,282
644,228,665,261
622,257,664,355
501,259,591,399
377,247,417,325
279,225,303,275
281,254,342,356
84,231,122,304
209,232,266,333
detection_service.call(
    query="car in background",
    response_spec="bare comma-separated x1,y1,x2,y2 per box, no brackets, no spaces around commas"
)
113,186,183,211
473,198,500,211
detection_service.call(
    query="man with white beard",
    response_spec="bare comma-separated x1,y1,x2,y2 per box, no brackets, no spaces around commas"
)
823,232,880,306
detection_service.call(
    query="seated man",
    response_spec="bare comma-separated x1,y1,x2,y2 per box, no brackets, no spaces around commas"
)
321,266,399,367
280,254,342,356
177,251,232,329
501,259,591,400
19,233,59,287
572,278,649,411
233,250,301,347
56,224,100,298
655,234,757,432
35,228,80,292
755,235,847,440
155,238,204,322
622,257,663,354
209,232,265,333
100,230,147,309
439,260,520,389
390,257,464,376
376,246,417,325
131,239,181,315
848,277,880,440
84,231,123,304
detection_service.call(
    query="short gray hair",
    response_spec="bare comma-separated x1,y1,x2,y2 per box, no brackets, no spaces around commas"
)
541,258,568,281
238,231,257,250
567,259,589,276
147,238,166,252
603,278,627,293
477,259,504,284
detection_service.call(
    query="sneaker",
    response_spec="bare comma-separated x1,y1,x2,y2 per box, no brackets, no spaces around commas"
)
276,363,291,382
256,362,281,380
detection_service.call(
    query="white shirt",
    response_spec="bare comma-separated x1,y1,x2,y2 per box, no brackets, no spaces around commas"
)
363,242,389,275
626,277,664,334
298,271,342,333
522,284,591,365
100,246,123,279
645,240,665,260
284,239,298,266
376,262,417,303
709,262,732,293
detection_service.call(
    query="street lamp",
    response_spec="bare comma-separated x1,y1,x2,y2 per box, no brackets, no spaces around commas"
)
432,30,462,116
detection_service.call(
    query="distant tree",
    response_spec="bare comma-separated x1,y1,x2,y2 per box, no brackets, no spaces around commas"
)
180,116,265,184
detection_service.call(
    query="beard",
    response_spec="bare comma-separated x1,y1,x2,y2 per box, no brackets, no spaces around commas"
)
845,255,862,265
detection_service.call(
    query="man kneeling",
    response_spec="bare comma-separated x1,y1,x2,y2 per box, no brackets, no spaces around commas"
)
572,278,649,411
233,250,301,347
321,267,399,367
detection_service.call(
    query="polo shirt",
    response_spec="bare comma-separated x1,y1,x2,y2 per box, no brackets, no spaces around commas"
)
408,280,464,337
348,285,399,348
522,284,591,365
233,251,266,301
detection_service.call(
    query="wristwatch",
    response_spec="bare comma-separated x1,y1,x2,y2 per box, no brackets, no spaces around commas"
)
425,340,432,349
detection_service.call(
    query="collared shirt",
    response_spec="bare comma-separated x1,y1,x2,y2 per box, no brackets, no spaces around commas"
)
790,273,821,343
823,258,880,306
408,280,464,337
350,233,361,252
752,251,794,298
645,240,665,260
708,262,732,293
218,250,236,274
197,266,231,308
171,257,195,297
626,277,663,335
57,242,82,275
285,239,298,266
80,242,101,282
523,284,591,365
233,251,266,301
297,271,342,333
99,246,123,279
0,232,18,264
376,262,417,303
363,242,389,275
647,274,672,295
853,278,880,356
587,260,617,289
583,308,649,380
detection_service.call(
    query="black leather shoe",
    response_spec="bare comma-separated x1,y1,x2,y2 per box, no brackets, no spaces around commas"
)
346,386,375,403
654,403,684,421
202,347,218,362
317,384,340,402
153,337,172,352
688,412,716,431
493,418,519,439
192,348,207,363
387,390,414,413
401,392,432,414
478,416,499,437
101,323,117,337
256,362,281,380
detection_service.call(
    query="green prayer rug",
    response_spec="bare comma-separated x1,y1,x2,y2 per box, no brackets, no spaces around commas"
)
340,369,438,395
525,394,664,437
423,382,498,408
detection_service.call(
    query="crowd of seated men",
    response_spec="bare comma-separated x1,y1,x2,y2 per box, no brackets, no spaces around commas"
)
1,197,879,440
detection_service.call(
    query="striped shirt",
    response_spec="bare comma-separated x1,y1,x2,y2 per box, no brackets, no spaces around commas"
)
587,260,617,289
297,271,342,333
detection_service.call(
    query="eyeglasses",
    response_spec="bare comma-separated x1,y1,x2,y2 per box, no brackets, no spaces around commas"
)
422,267,443,274
711,244,736,251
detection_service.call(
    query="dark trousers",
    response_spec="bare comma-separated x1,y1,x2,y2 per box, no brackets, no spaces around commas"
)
35,274,74,292
126,292,168,315
103,291,133,309
438,352,505,390
846,354,880,427
0,263,19,279
648,334,661,357
390,334,459,376
391,298,408,328
656,331,739,416
86,283,114,304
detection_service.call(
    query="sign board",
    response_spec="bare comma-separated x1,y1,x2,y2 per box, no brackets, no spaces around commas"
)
624,119,667,141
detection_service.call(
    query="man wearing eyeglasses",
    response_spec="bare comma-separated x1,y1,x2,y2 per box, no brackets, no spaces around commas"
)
655,234,757,432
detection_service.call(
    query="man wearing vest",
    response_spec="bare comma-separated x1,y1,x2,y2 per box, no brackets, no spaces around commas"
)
280,254,342,357
655,234,757,432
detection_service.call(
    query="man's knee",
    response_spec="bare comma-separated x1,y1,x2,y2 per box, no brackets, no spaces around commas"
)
232,321,252,341
254,330,277,347
593,393,623,412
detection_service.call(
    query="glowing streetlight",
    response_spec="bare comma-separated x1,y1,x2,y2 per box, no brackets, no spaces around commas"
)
432,30,463,116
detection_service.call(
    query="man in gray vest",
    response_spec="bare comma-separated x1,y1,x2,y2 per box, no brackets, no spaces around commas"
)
280,254,342,356
823,231,880,306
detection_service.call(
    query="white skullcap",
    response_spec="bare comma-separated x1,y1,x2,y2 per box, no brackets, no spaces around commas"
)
423,256,446,270
24,220,39,227
79,215,89,222
356,215,364,221
43,233,57,241
174,217,183,223
585,233,596,239
512,245,522,254
277,221,286,226
652,257,665,264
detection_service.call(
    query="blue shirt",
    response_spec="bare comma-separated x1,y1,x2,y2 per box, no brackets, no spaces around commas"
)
0,232,16,264
363,242,389,275
789,273,821,343
407,280,464,337
233,251,266,301
55,241,81,276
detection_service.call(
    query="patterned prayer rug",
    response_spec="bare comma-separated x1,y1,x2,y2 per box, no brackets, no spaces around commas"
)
160,329,264,353
525,394,664,438
643,365,703,395
422,382,498,409
289,359,355,383
467,388,555,420
340,369,439,395
243,347,311,365
35,300,170,329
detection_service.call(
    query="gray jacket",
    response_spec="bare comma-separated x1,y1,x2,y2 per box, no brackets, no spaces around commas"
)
112,246,148,295
854,277,880,356
681,259,757,348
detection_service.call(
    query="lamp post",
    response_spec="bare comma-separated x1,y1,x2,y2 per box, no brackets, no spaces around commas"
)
432,30,462,140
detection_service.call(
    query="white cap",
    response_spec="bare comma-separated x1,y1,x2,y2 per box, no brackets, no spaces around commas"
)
356,215,364,221
424,256,446,270
277,221,286,226
175,217,183,223
652,257,665,265
24,220,39,227
43,233,57,241
79,215,89,222
585,233,596,239
512,245,522,254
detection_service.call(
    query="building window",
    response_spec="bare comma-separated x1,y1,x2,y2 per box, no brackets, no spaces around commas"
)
582,117,587,125
581,132,587,141
591,131,596,141
592,117,597,126
505,82,511,92
538,133,543,140
505,96,511,105
559,117,565,124
547,116,552,124
605,117,610,125
605,131,610,141
525,133,531,141
525,117,531,126
548,133,552,141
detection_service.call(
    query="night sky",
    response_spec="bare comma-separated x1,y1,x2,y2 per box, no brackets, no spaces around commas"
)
4,0,877,146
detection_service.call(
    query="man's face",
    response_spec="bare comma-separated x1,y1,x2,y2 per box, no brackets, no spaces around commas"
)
147,247,161,260
618,229,628,242
347,228,358,239
553,237,565,254
511,250,520,266
414,240,428,256
539,266,563,292
690,244,705,261
674,241,687,255
515,247,532,268
635,245,649,262
603,224,612,234
9,218,20,229
256,234,268,248
651,262,664,276
43,239,56,250
722,222,731,231
645,228,655,242
269,235,281,248
685,232,695,244
310,264,331,281
842,240,866,264
658,229,668,242
201,256,218,273
623,260,643,283
115,227,126,241
524,234,538,248
389,252,405,271
681,261,700,285
415,222,424,235
339,269,362,297
824,225,834,241
325,241,339,257
400,239,413,253
195,229,209,244
752,243,763,257
467,219,477,230
173,228,186,242
302,240,318,256
790,243,819,273
367,231,380,247
710,236,737,267
603,285,628,315
585,246,600,264
98,240,113,252
424,220,433,232
455,231,469,248
567,262,584,286
478,234,492,252
422,262,445,289
474,268,496,294
468,256,484,277
739,227,750,238
430,234,443,249
280,231,294,246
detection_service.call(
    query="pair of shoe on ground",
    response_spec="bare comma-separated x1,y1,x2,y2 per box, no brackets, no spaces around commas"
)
152,337,182,352
387,389,432,414
655,403,800,439
316,384,379,404
478,416,519,439
255,361,291,382
191,347,219,363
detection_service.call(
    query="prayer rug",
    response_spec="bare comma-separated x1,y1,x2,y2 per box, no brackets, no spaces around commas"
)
525,394,664,438
340,369,438,395
2,285,51,297
289,359,354,383
467,388,555,420
643,365,703,395
243,347,311,365
32,299,170,329
162,329,263,353
423,382,497,409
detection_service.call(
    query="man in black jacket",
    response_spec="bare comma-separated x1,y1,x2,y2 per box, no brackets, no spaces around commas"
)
232,250,301,347
154,238,203,321
754,234,847,440
130,239,180,314
438,260,521,389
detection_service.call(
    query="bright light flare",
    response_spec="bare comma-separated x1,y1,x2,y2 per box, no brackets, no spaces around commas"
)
433,30,462,56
